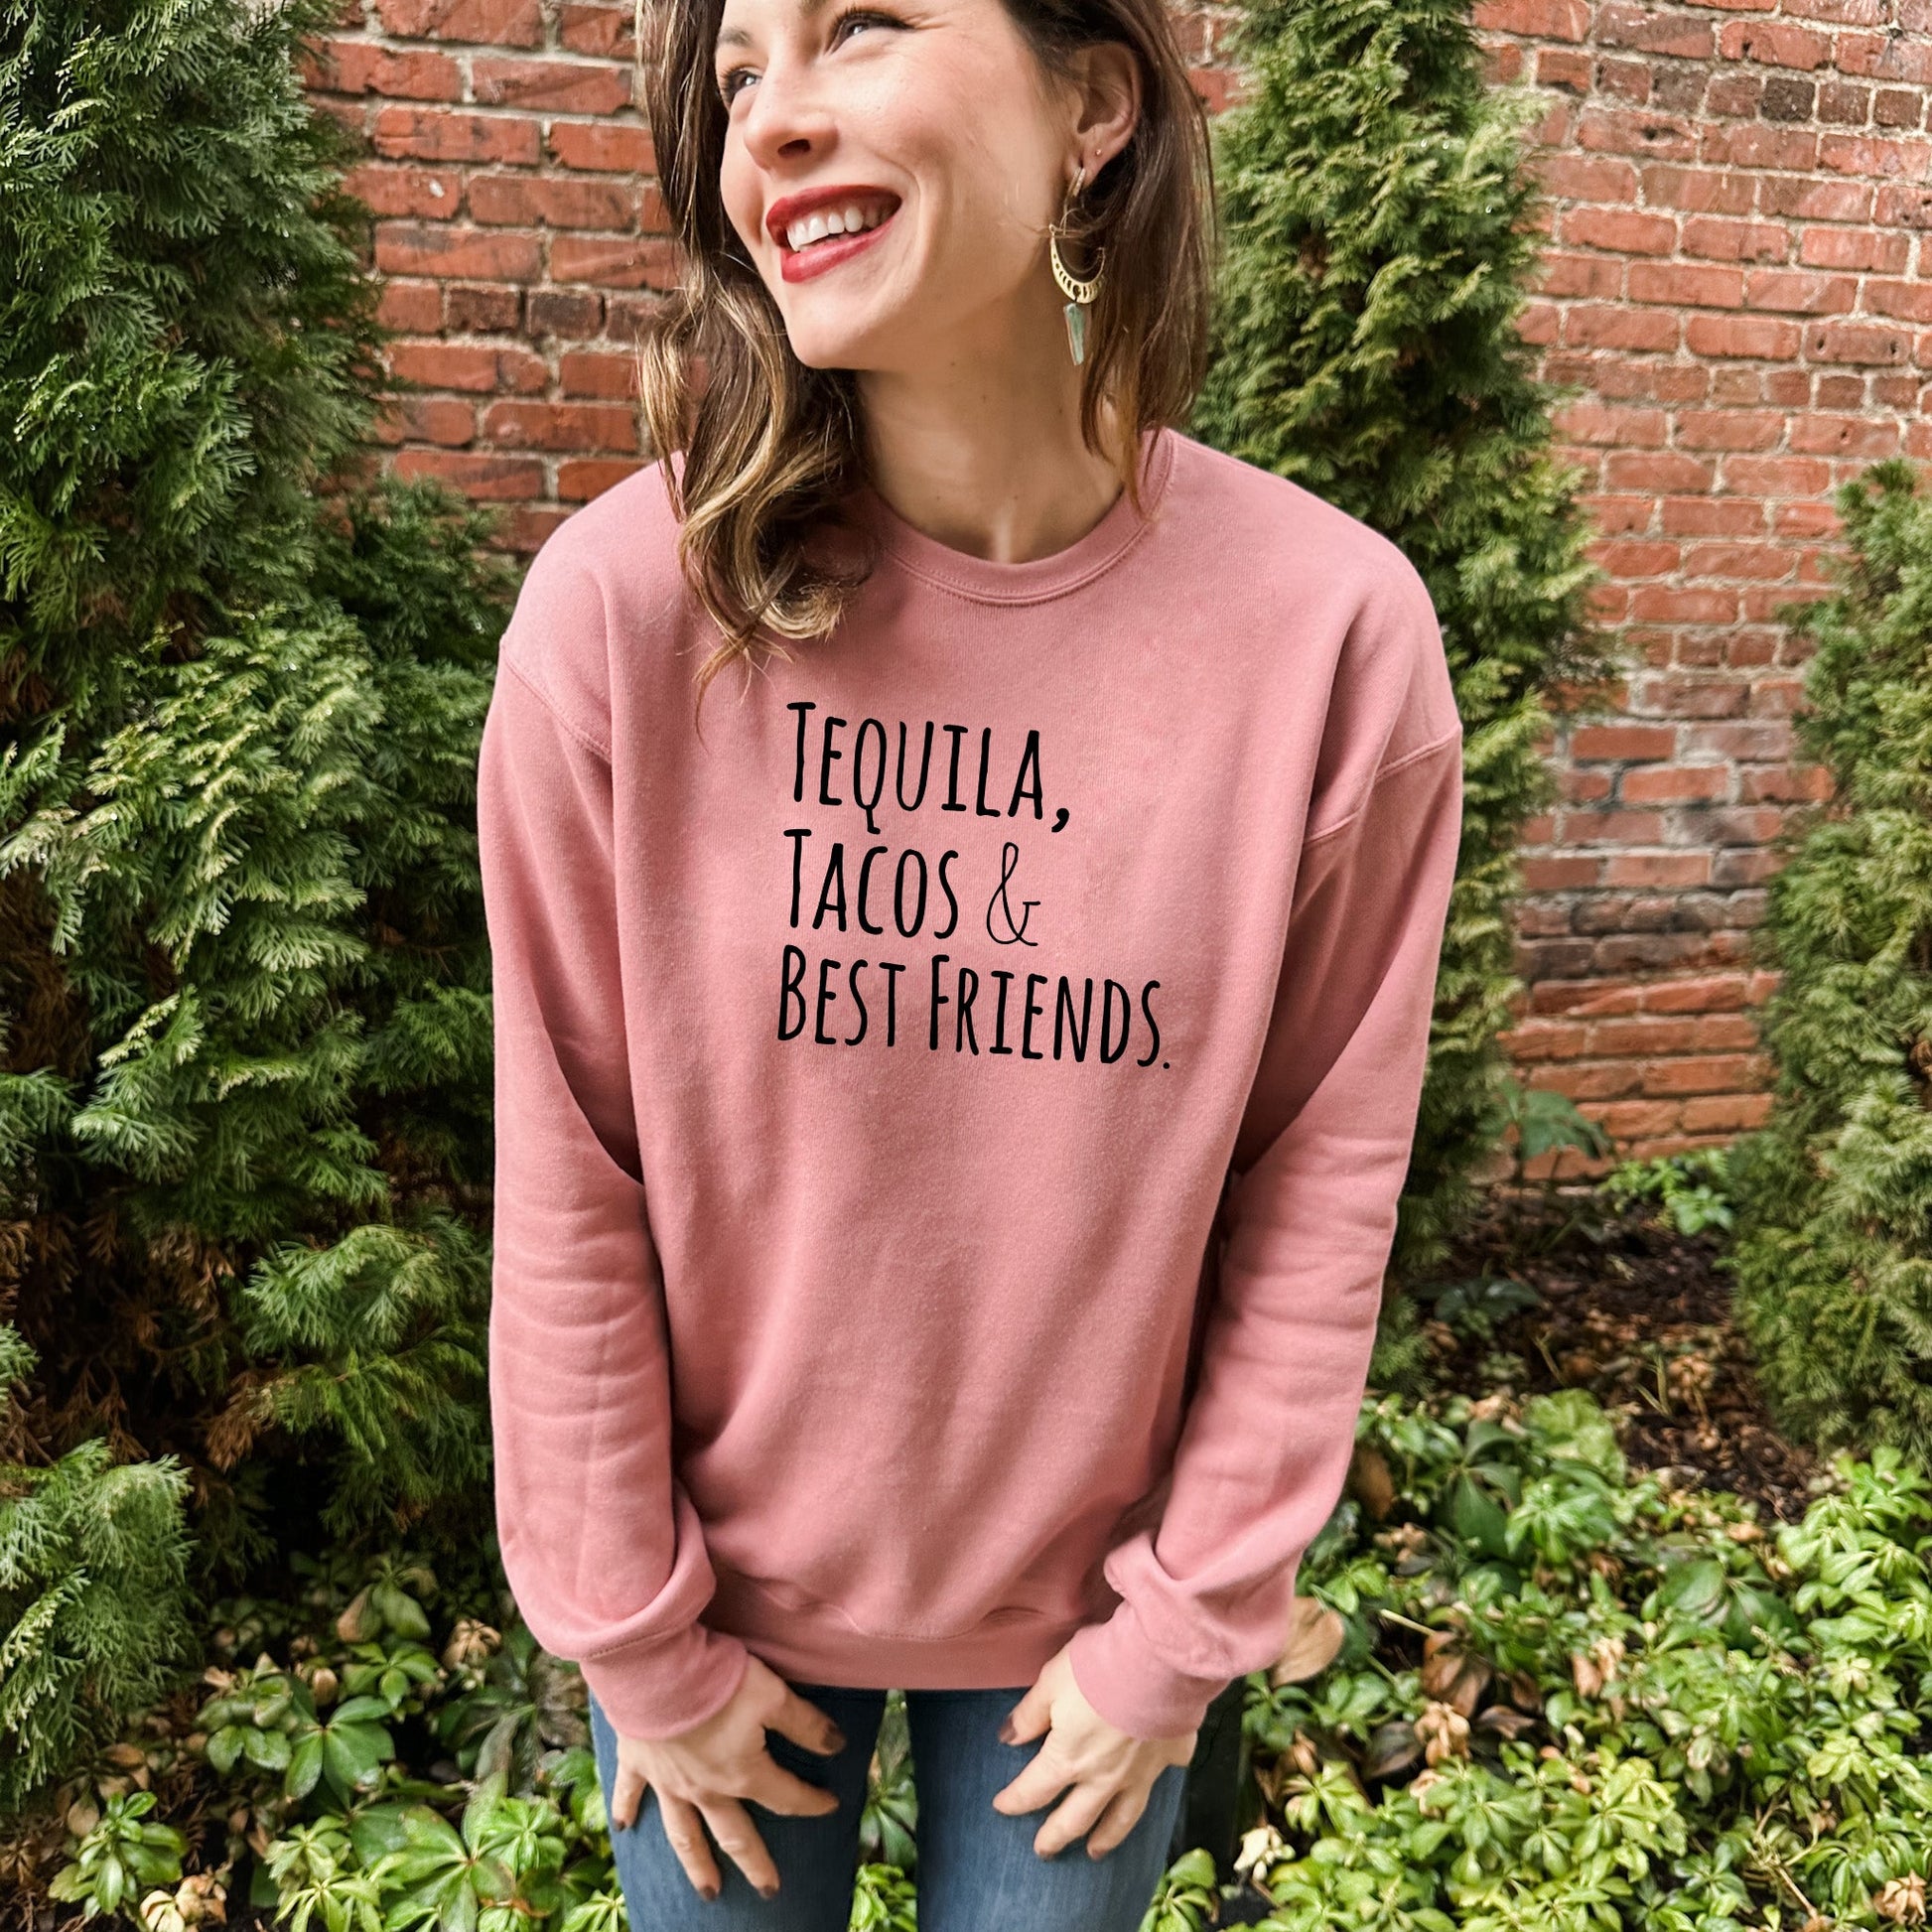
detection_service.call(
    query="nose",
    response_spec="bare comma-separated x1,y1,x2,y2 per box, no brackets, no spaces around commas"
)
735,49,836,177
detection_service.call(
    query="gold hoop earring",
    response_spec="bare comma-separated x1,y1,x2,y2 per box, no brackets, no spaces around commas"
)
1049,162,1106,367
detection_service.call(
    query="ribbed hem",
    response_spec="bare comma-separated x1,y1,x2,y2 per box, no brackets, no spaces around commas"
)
1064,1604,1233,1741
578,1618,751,1741
701,1562,1092,1694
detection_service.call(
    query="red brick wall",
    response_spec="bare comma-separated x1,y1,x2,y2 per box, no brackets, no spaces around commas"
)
307,0,1932,1173
1477,0,1930,1171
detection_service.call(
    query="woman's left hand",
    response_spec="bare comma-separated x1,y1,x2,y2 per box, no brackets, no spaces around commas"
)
990,1642,1197,1860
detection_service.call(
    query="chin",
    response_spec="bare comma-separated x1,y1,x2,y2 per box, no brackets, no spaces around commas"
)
780,320,898,374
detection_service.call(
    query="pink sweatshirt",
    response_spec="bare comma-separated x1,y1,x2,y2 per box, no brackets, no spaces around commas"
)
477,425,1463,1744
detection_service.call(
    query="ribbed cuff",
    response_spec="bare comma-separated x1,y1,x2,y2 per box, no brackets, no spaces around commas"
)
1065,1604,1233,1742
579,1620,752,1741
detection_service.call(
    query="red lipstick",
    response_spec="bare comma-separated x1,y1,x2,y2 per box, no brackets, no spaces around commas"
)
765,183,901,286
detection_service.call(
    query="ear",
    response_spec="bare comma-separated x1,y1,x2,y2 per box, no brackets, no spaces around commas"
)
1068,39,1142,178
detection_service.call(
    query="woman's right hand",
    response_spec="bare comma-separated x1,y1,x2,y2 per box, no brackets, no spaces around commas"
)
607,1653,848,1900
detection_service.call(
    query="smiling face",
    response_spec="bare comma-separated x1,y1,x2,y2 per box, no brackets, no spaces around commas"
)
713,0,1079,374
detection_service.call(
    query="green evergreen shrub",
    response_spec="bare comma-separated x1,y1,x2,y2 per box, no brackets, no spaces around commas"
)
1726,459,1932,1462
0,0,512,1800
0,1325,192,1814
1191,0,1620,1299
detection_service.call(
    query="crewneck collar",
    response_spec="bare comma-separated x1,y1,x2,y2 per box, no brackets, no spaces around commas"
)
849,426,1176,606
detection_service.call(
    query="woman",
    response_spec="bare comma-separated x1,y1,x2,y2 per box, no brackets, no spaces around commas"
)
476,0,1464,1924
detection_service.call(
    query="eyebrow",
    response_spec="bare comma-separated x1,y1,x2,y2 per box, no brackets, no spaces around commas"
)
716,0,834,53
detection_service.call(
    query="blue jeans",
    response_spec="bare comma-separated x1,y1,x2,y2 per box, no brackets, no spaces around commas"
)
589,1682,1189,1931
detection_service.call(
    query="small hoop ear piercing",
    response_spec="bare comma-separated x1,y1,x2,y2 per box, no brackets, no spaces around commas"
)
1048,161,1106,366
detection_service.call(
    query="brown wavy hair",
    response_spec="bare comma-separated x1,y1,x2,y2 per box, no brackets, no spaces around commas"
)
632,0,1220,715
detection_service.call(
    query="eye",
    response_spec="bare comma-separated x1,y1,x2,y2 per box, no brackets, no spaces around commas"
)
717,8,900,107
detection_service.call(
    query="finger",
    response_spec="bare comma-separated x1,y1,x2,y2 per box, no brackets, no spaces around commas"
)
1085,1783,1150,1859
744,1754,842,1818
657,1794,722,1900
610,1762,645,1832
991,1736,1074,1817
1001,1677,1052,1745
1034,1779,1113,1861
702,1796,781,1899
767,1689,850,1758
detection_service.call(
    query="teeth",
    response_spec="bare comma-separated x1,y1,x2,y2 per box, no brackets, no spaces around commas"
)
785,202,893,251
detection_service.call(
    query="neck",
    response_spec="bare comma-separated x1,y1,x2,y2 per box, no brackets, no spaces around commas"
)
854,328,1129,566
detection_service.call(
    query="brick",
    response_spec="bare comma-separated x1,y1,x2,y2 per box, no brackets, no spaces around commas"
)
1472,0,1591,36
1628,260,1749,308
1720,19,1835,68
1866,279,1932,324
1589,1016,1703,1055
473,57,632,113
390,450,545,497
1555,400,1669,444
528,289,605,337
374,223,541,280
1634,976,1752,1020
305,41,461,100
343,163,460,219
469,174,637,229
1641,1052,1771,1095
1680,216,1791,263
1789,412,1903,456
1804,320,1914,363
560,350,641,397
1874,184,1932,228
1677,1092,1774,1132
1498,1018,1592,1061
376,280,443,331
1621,763,1729,803
393,395,476,446
1604,850,1715,886
1602,451,1719,491
482,400,639,452
1521,855,1604,889
446,284,524,332
551,234,679,288
559,3,635,58
1558,809,1670,845
376,0,542,42
1571,724,1679,759
1661,497,1769,537
372,107,542,165
1676,412,1785,452
1594,1099,1686,1139
387,342,549,393
1820,132,1929,175
1535,46,1592,91
1800,224,1914,270
1560,207,1679,252
547,121,654,173
1577,107,1701,161
1838,30,1932,83
1740,268,1860,314
1595,4,1717,57
1700,126,1818,172
1683,314,1802,358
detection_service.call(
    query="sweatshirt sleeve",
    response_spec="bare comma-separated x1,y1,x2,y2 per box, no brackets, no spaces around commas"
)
478,584,752,1741
1064,573,1464,1742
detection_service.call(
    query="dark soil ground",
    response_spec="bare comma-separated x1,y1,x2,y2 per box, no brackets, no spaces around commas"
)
1418,1184,1821,1523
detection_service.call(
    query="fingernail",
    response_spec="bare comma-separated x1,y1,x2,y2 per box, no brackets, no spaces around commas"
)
826,1725,848,1750
998,1717,1018,1743
757,1882,778,1900
699,1882,719,1900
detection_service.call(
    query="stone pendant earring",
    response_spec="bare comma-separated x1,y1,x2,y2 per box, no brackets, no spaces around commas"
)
1049,163,1105,366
